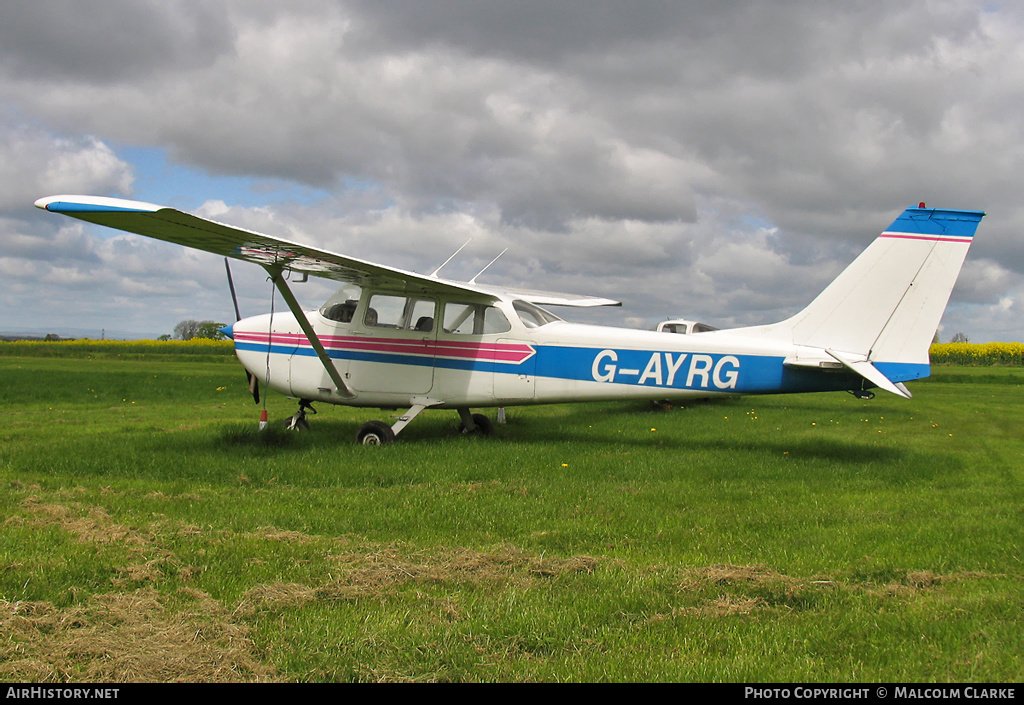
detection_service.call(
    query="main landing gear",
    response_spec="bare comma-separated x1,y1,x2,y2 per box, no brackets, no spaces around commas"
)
284,399,494,445
355,405,494,446
456,409,494,437
356,420,395,445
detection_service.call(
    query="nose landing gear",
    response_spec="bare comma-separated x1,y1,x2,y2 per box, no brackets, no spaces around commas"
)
285,400,316,431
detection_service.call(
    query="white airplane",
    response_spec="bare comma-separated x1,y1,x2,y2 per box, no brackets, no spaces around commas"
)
654,318,718,335
35,195,985,444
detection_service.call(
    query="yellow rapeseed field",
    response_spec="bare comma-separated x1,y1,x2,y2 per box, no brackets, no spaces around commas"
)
929,341,1024,366
0,338,234,357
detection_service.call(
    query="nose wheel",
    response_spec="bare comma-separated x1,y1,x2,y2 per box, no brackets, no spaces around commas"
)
285,400,316,431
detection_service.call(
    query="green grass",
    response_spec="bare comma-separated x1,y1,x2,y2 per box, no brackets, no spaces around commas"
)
1,356,1021,682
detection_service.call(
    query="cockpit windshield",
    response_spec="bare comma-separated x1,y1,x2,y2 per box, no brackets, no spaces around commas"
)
512,300,562,328
319,283,363,323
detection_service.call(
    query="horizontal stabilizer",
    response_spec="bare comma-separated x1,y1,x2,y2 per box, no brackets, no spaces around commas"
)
826,349,912,399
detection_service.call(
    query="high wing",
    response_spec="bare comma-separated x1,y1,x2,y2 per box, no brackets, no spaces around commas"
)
34,195,619,307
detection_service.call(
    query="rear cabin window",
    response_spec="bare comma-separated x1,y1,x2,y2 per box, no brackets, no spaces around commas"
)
443,303,511,335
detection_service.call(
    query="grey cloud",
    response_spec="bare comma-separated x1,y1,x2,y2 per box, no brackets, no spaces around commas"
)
0,123,134,213
2,1,1021,341
0,0,233,82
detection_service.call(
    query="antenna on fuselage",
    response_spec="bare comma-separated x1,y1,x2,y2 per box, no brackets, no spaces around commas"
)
469,248,508,284
429,239,473,278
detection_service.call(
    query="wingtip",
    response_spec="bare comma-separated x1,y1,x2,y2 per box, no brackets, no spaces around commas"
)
34,195,165,214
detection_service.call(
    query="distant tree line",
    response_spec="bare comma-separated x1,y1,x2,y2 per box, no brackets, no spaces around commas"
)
171,319,227,341
934,331,971,344
0,334,69,342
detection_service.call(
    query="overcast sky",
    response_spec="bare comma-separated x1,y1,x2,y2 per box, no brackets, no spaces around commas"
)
1,0,1021,342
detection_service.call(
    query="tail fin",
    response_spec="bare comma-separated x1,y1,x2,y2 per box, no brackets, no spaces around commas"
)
746,206,984,387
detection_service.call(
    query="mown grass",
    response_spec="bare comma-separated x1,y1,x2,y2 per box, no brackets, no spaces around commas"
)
0,355,1021,682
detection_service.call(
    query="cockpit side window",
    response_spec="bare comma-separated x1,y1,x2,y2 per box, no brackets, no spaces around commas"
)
365,294,436,331
512,300,561,328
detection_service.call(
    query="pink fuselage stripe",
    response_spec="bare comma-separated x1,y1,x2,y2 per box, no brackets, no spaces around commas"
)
234,331,534,363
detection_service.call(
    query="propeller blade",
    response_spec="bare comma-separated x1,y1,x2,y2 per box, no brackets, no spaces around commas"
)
225,258,261,405
248,372,260,404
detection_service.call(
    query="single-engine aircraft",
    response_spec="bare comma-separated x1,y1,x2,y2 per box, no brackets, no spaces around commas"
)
35,195,985,444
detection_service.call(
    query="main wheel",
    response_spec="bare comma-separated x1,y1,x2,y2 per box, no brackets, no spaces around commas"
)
458,413,494,436
356,420,395,445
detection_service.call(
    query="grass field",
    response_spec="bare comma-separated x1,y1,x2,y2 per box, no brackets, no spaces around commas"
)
1,354,1021,682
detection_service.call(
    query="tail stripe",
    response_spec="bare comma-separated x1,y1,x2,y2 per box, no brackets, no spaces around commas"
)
880,232,973,244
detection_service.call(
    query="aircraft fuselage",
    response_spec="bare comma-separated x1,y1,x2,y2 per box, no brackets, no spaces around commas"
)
229,291,886,410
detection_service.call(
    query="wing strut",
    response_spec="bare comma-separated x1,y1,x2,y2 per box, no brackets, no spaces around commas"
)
265,266,355,399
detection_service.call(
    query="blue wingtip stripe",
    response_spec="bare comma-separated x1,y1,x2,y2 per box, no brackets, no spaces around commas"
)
44,201,153,214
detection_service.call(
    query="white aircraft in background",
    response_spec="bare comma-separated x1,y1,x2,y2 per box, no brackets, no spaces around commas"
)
654,318,719,335
36,196,984,444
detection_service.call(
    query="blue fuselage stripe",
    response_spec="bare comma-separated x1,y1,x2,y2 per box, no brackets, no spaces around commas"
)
235,341,930,395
